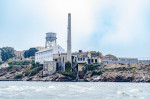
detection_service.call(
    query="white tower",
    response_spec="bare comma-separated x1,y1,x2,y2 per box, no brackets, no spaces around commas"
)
67,13,72,63
45,32,57,48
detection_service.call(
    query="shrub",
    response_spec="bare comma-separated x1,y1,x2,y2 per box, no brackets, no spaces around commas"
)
0,72,6,77
24,67,31,76
115,67,134,71
92,70,102,76
6,66,13,71
14,74,23,79
0,62,3,65
61,71,77,79
65,61,71,72
116,67,126,71
90,51,100,57
85,64,100,72
128,63,131,67
30,62,42,69
28,66,43,77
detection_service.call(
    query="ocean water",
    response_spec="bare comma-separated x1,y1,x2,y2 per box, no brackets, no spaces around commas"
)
0,82,149,99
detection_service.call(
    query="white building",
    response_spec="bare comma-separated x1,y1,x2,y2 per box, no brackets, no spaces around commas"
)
35,45,65,64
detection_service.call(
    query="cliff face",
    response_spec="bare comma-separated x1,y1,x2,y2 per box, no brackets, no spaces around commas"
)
84,63,150,82
0,63,150,82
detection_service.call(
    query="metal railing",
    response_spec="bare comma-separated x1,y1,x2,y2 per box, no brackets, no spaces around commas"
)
102,57,150,63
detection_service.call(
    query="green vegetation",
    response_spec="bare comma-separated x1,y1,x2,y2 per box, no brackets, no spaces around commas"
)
25,62,43,77
0,62,3,65
91,70,102,76
85,64,102,76
3,60,43,79
101,67,135,72
101,68,109,72
14,74,23,79
119,63,125,65
24,48,38,58
8,60,32,66
85,64,100,72
6,66,13,71
60,61,77,79
0,72,6,77
0,47,15,61
28,66,43,77
106,54,117,59
84,63,136,77
65,61,71,72
90,51,100,56
61,71,77,79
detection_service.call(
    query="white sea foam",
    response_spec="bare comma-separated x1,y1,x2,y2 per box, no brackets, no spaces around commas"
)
139,97,144,99
48,85,55,89
130,89,139,93
117,91,122,94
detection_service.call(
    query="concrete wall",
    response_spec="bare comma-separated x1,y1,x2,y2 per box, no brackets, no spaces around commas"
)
43,61,56,76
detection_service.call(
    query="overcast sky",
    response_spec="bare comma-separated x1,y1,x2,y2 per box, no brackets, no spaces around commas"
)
0,0,150,57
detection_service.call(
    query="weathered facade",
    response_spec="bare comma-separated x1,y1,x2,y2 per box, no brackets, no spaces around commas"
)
53,50,102,72
14,50,25,59
43,61,56,76
35,45,65,64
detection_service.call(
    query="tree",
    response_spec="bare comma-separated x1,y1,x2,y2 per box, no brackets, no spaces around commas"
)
24,48,38,58
65,61,71,72
0,47,15,62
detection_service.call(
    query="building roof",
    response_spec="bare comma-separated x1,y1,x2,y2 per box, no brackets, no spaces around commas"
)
36,45,64,54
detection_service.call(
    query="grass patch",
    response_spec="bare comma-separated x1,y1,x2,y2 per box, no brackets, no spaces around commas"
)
8,60,32,66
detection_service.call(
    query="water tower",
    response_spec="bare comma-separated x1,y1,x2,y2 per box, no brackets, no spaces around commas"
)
45,32,57,48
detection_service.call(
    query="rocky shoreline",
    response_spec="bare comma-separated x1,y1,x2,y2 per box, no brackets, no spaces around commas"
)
0,62,150,82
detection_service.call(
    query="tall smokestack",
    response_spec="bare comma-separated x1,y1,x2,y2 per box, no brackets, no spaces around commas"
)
67,13,72,63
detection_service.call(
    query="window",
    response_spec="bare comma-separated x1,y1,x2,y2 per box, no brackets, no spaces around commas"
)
95,59,97,63
88,59,90,63
83,58,85,61
78,58,82,61
91,59,93,62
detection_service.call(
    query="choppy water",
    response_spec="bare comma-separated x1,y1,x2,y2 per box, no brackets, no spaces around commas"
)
0,82,149,99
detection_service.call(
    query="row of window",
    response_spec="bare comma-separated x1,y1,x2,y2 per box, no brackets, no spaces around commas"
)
36,56,52,60
78,58,85,61
77,58,98,63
